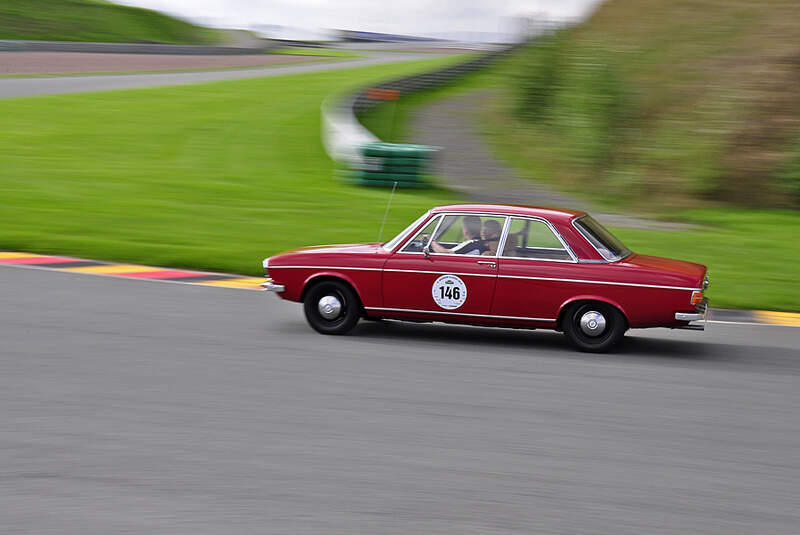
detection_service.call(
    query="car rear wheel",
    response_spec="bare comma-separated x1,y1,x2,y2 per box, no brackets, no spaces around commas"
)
562,302,626,353
303,280,361,335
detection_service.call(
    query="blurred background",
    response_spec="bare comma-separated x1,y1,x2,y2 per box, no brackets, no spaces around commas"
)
2,3,800,535
0,0,798,311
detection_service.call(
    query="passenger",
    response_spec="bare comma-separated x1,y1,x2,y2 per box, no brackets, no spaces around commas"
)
431,215,488,255
481,220,502,256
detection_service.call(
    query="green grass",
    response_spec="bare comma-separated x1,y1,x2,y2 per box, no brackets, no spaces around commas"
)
271,47,363,59
0,0,222,44
612,210,800,312
0,56,469,276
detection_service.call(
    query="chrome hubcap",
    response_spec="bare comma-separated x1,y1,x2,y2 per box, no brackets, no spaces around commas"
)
579,310,607,336
318,295,342,320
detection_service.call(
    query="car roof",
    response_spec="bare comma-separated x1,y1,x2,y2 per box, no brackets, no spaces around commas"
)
430,204,586,224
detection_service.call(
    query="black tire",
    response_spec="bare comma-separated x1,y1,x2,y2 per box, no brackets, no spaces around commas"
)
303,280,361,335
562,302,626,353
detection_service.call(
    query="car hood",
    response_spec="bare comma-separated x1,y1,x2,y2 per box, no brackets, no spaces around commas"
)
283,243,382,255
623,253,706,282
267,243,386,268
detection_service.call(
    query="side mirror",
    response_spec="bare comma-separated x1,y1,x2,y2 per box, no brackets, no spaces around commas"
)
423,244,431,258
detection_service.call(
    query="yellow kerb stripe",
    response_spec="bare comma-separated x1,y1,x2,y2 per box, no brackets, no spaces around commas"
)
62,264,161,274
194,278,266,289
753,310,800,326
0,252,41,259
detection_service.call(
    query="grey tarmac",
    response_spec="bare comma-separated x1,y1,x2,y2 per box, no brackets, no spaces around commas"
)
0,52,440,99
2,265,799,534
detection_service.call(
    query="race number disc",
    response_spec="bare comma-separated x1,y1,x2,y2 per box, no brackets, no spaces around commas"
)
432,275,467,310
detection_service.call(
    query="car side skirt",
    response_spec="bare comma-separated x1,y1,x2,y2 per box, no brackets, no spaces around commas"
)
364,306,556,327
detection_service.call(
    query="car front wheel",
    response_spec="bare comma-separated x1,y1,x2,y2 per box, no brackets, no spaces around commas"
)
303,280,361,335
562,302,626,353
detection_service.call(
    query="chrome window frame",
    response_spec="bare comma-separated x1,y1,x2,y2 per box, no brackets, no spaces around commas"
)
398,214,444,254
571,214,632,263
383,210,431,252
395,212,510,258
496,215,578,264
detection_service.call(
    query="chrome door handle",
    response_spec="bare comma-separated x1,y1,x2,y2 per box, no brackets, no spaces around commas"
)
476,260,496,268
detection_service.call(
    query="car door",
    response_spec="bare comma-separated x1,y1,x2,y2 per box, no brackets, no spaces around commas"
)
382,214,505,317
491,216,578,322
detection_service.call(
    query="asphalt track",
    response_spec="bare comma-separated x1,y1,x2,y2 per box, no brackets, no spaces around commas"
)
2,265,799,534
0,52,437,99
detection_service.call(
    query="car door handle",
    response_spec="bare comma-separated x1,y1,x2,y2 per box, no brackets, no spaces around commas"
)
476,260,496,268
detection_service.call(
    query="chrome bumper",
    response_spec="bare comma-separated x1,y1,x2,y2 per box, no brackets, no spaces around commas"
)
261,279,285,292
675,312,704,321
673,298,708,330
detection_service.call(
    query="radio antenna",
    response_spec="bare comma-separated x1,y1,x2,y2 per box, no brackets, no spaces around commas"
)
376,181,398,249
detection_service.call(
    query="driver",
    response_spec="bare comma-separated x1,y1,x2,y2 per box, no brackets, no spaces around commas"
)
431,215,488,255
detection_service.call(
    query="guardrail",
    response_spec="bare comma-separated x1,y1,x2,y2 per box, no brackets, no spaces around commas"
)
322,46,516,188
0,39,273,55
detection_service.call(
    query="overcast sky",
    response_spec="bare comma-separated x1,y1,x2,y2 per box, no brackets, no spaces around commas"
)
117,0,603,40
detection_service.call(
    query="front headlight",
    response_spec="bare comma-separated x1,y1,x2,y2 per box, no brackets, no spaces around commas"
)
262,257,270,276
703,275,710,290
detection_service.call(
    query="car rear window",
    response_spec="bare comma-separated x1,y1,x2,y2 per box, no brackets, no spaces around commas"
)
573,216,631,261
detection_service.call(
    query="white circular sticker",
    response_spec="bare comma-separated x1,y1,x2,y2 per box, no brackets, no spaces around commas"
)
432,275,467,310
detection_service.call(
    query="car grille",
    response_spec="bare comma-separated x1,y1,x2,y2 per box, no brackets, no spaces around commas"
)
695,298,708,314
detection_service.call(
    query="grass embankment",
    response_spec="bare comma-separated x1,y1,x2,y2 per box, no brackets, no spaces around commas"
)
489,0,800,211
0,56,469,276
0,0,222,44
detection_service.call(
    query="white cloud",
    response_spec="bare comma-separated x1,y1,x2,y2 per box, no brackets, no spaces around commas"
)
116,0,603,39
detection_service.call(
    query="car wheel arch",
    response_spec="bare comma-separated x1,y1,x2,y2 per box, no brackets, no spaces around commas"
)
301,273,364,308
556,296,629,331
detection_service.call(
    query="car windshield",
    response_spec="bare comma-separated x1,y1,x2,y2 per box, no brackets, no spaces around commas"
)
573,215,631,261
383,211,430,251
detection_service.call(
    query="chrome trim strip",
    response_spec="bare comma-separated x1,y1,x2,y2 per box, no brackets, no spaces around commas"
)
498,274,700,291
495,216,512,260
365,306,554,322
384,268,495,278
270,265,700,290
498,256,576,264
675,312,704,321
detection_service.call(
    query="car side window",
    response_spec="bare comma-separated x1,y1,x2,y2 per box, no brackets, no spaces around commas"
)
430,215,506,256
501,218,571,260
400,217,440,253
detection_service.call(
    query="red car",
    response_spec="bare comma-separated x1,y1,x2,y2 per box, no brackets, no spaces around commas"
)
262,204,708,352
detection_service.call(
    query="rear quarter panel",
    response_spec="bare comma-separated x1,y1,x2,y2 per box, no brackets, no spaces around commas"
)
571,262,701,328
492,260,701,329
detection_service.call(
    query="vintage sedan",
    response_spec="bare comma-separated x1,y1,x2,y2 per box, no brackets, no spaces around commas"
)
262,204,708,352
